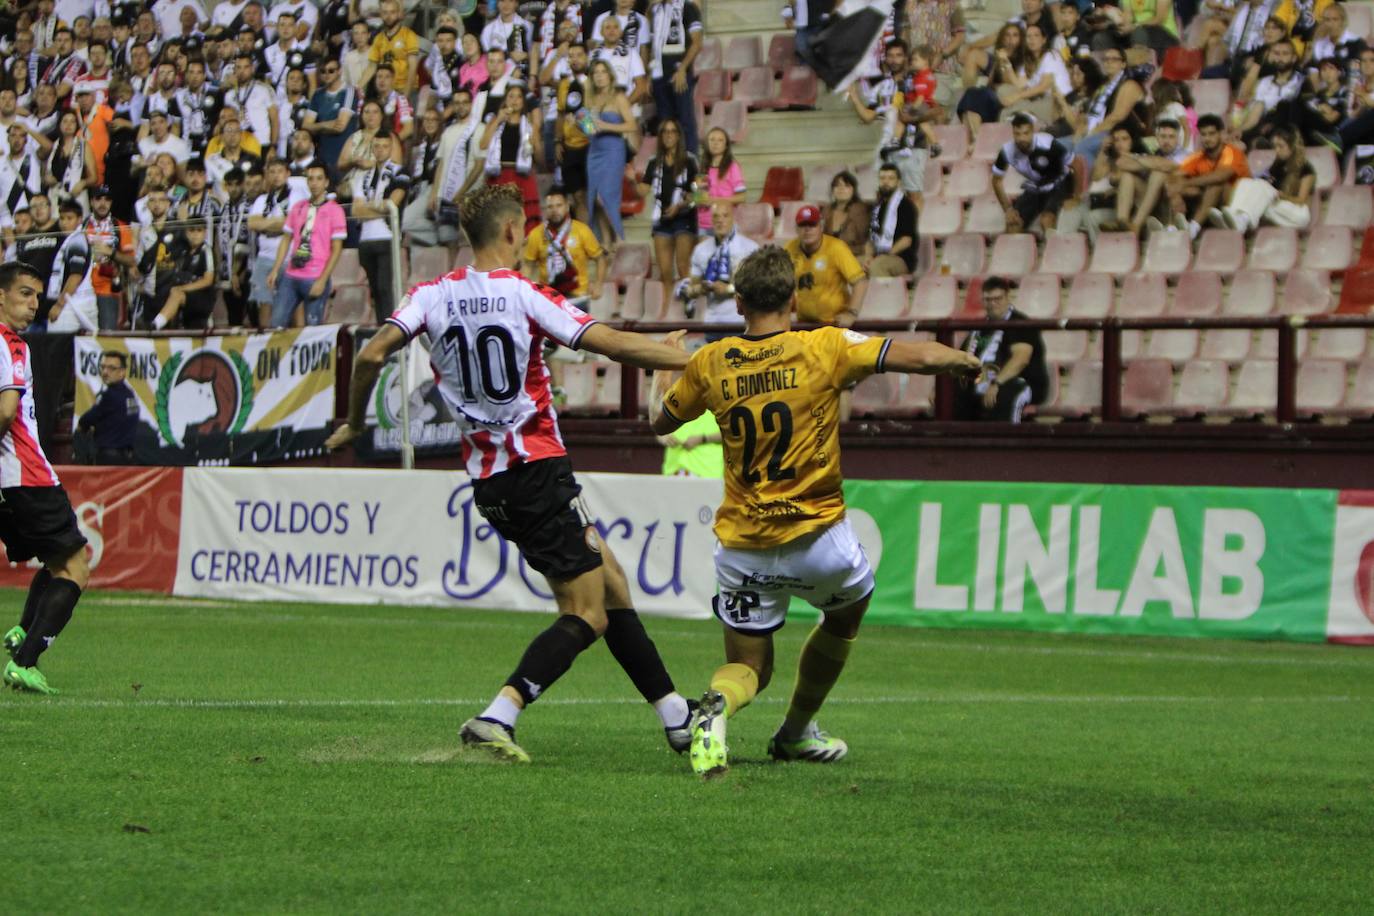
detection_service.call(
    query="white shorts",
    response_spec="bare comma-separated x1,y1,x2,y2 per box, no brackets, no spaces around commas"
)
713,517,876,634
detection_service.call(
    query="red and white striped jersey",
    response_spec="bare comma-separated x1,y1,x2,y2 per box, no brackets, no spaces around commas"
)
0,324,59,488
387,266,597,479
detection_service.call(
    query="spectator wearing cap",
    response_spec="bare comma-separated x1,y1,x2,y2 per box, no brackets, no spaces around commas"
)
783,203,869,327
84,184,136,329
73,79,113,184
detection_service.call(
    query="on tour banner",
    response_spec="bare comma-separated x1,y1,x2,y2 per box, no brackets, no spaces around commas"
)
348,327,464,460
0,466,181,592
72,328,340,465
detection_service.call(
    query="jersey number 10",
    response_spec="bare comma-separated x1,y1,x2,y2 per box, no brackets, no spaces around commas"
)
442,325,521,404
727,402,796,484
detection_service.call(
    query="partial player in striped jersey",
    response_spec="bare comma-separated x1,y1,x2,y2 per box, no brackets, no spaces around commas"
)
327,184,695,763
0,261,91,695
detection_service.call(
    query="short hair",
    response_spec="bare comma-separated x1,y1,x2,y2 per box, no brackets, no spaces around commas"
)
734,246,796,316
58,199,84,218
1272,37,1296,53
884,38,909,55
100,350,128,367
544,185,568,200
911,44,936,62
878,162,901,176
1011,112,1036,129
54,26,73,38
0,261,43,291
224,167,245,182
462,183,525,249
186,156,206,171
436,25,458,37
453,86,473,100
235,51,256,64
983,276,1011,296
1197,113,1224,132
304,160,331,181
1156,118,1181,133
374,63,394,76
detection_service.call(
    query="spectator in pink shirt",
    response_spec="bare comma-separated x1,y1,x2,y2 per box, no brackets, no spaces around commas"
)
267,161,348,327
697,127,746,234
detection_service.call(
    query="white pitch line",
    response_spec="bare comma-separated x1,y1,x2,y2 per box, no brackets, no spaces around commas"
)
18,693,1360,711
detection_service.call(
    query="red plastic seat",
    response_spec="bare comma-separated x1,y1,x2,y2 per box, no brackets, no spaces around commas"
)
1307,146,1339,192
964,193,1007,234
1088,232,1138,275
1252,326,1309,360
732,66,774,110
946,160,991,199
705,100,749,143
1338,265,1374,314
694,38,722,73
758,166,804,209
941,234,986,278
1281,269,1333,315
1173,360,1230,414
1162,46,1203,81
324,285,370,324
1225,269,1277,315
970,121,1012,164
986,233,1037,277
769,66,818,109
693,68,731,111
1302,225,1354,272
734,201,775,240
930,124,968,163
608,244,652,288
863,277,910,318
1065,273,1114,318
1117,272,1168,318
1142,229,1192,275
1323,185,1373,228
1016,273,1060,317
1044,360,1102,417
1188,78,1230,116
1170,270,1222,317
918,196,963,238
766,32,796,74
1039,233,1088,274
1226,360,1277,414
1247,227,1298,272
1122,359,1175,415
1296,359,1349,414
723,36,763,70
910,273,958,318
1194,230,1244,273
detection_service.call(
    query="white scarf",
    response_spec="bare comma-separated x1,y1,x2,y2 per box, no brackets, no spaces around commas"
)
544,218,572,282
650,151,691,224
651,0,688,59
965,307,1013,393
1086,71,1124,129
51,136,85,195
218,195,248,282
869,189,901,253
484,115,533,176
439,120,478,202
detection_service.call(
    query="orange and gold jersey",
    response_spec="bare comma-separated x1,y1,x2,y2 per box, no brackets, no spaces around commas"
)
662,326,890,549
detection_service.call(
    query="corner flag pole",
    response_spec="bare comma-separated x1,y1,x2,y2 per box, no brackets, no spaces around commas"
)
384,199,414,470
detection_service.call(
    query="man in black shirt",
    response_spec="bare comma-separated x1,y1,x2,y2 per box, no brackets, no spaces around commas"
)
993,112,1074,233
954,276,1049,423
863,162,917,277
146,223,217,330
78,350,138,464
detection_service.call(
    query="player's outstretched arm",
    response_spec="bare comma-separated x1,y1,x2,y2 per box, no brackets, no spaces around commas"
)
883,339,985,380
325,323,407,450
578,324,689,371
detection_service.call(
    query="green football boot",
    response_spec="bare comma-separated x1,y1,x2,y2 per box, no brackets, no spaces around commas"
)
767,722,848,763
2,626,23,659
459,717,531,763
688,691,729,778
3,661,57,696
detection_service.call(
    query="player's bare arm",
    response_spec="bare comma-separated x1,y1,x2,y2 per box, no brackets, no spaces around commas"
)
883,339,985,379
578,324,689,371
325,322,406,450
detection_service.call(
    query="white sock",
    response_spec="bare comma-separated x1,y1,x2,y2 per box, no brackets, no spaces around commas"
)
151,314,168,330
479,694,522,729
653,692,690,729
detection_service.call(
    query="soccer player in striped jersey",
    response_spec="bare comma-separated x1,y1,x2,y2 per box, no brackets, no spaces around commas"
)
0,261,91,695
650,246,983,777
327,184,695,763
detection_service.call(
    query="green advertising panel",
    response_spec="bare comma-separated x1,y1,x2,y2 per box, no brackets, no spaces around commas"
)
844,481,1339,642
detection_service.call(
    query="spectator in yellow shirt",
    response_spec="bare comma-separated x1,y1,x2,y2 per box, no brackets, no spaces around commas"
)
365,0,421,94
783,204,868,326
521,185,607,299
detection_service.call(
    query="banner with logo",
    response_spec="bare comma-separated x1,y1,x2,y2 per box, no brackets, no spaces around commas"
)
71,328,340,465
348,327,464,459
1326,491,1374,645
0,466,182,591
846,480,1338,642
173,468,723,616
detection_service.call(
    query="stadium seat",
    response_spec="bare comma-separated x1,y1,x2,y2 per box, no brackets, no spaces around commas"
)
594,363,626,412
694,37,722,72
1065,273,1114,318
1200,329,1252,361
941,234,986,278
1226,360,1277,415
1302,225,1354,272
852,164,878,199
1173,360,1231,414
1252,326,1308,360
852,373,907,417
1046,360,1102,417
770,66,819,109
705,100,749,143
734,201,775,240
642,279,669,320
325,285,370,324
931,124,968,163
1117,273,1168,318
1147,329,1200,363
732,66,774,110
805,164,846,201
1120,329,1144,360
987,233,1037,277
864,277,911,318
766,32,796,74
1308,146,1339,192
1015,273,1060,318
693,68,731,111
1122,359,1175,415
559,363,601,413
1142,229,1192,275
1296,359,1348,414
1170,270,1222,317
618,277,645,318
1189,79,1230,116
1323,185,1373,228
964,193,1007,234
922,157,944,198
910,273,958,318
1039,233,1088,275
608,244,652,288
946,160,990,199
585,285,618,320
1247,228,1298,272
916,236,936,275
758,166,804,209
1307,328,1368,362
620,173,645,217
632,136,658,176
1344,359,1374,414
1193,230,1245,274
1338,265,1374,314
776,199,819,239
1225,269,1277,315
970,122,1012,164
1281,269,1333,315
918,196,963,238
1043,329,1088,361
407,246,450,287
1088,232,1138,275
723,36,763,70
333,248,364,286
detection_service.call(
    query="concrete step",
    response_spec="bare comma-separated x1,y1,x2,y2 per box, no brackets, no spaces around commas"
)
703,0,784,36
739,108,879,152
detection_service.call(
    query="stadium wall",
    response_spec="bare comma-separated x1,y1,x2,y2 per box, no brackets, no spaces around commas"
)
5,467,1373,646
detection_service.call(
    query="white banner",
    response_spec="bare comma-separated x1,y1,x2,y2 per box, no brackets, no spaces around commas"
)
174,468,723,617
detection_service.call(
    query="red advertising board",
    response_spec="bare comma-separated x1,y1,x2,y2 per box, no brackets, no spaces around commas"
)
0,466,182,592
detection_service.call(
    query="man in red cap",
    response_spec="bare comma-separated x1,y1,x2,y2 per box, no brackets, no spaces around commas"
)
783,203,868,327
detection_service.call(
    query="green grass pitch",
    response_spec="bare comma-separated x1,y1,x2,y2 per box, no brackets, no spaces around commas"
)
4,590,1373,914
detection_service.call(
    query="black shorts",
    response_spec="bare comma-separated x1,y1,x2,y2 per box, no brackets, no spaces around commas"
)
561,145,589,195
0,486,87,565
470,456,603,582
1015,174,1074,226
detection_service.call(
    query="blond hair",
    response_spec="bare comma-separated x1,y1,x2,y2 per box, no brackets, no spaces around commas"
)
462,183,525,248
